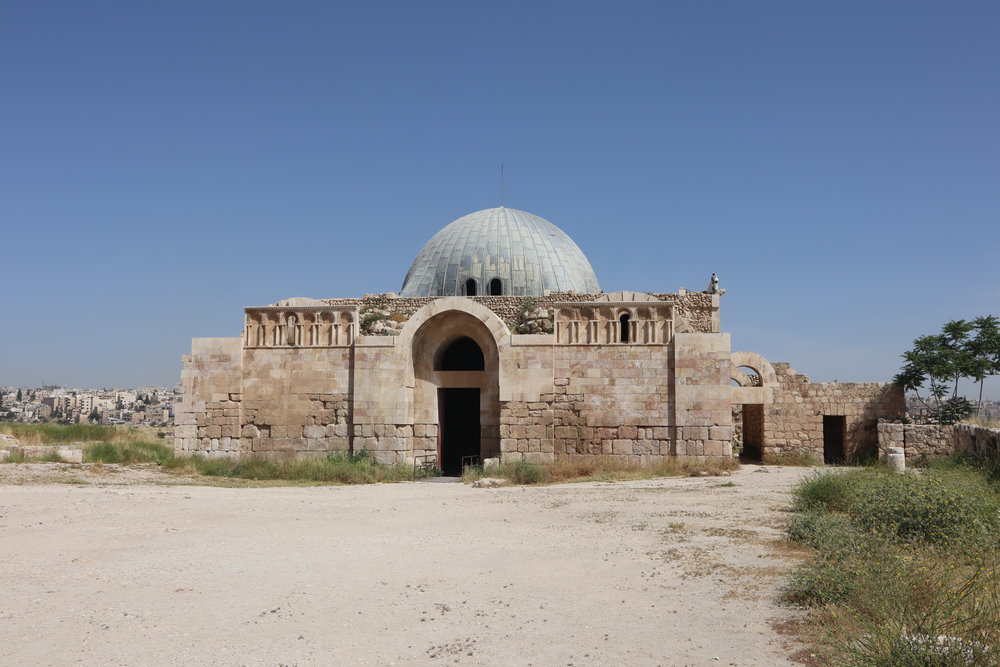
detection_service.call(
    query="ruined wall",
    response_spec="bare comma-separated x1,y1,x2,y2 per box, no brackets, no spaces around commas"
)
955,424,1000,460
763,364,903,461
877,423,954,459
174,338,243,456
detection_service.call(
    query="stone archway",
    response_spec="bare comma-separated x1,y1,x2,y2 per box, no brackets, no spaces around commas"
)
410,310,501,475
729,351,779,462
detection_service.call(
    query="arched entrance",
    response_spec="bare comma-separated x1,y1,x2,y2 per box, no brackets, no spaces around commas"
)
411,312,501,476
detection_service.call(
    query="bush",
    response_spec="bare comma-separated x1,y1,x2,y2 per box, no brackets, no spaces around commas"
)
793,470,857,512
785,464,1000,663
847,469,1000,545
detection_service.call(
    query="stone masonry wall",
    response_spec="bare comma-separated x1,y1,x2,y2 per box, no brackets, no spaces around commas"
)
239,347,352,459
763,363,903,461
955,424,1000,461
673,333,733,458
877,423,955,459
547,343,675,460
175,338,243,457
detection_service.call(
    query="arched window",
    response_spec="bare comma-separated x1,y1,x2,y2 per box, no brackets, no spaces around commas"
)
435,336,485,371
619,313,630,343
489,278,502,296
464,278,477,296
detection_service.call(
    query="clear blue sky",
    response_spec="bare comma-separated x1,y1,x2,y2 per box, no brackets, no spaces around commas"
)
2,1,998,398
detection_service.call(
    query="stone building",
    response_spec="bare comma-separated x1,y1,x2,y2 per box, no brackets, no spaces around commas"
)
175,206,903,472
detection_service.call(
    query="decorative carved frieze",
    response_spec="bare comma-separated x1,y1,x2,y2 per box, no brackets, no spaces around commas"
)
553,302,674,345
244,306,358,348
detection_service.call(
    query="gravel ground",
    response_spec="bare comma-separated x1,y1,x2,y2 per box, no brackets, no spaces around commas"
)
0,463,811,666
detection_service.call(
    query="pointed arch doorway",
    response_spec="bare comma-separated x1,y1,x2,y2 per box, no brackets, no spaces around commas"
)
412,314,500,476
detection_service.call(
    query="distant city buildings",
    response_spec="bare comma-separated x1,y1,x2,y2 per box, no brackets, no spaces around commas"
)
0,385,180,426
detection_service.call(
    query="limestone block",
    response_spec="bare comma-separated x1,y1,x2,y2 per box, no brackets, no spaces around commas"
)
0,450,9,463
709,426,732,441
205,425,222,439
241,424,260,438
619,426,638,439
303,425,326,439
612,440,633,455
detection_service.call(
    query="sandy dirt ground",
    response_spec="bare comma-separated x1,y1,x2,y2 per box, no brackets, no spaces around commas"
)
0,464,811,666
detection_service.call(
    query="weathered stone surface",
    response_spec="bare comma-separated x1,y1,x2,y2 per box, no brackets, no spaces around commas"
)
471,478,508,488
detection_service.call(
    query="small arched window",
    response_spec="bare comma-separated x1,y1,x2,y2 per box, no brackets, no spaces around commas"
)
465,278,477,296
435,336,485,371
489,278,502,296
619,313,631,343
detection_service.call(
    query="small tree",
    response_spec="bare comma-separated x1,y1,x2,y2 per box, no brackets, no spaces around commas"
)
968,315,1000,414
88,408,100,423
16,388,22,402
895,317,997,423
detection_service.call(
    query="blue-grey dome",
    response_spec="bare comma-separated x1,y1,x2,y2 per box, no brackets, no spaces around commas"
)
400,207,601,297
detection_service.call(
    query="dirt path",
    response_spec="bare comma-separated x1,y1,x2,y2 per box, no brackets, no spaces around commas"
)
0,465,810,666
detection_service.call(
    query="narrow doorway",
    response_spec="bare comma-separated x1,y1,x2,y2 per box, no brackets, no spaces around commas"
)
741,404,764,462
823,416,846,464
437,388,481,476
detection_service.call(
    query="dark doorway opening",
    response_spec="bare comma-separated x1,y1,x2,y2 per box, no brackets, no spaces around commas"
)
740,404,764,462
438,388,481,476
823,416,846,464
465,279,477,296
489,278,502,295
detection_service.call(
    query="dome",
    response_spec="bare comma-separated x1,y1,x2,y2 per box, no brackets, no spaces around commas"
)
399,207,601,297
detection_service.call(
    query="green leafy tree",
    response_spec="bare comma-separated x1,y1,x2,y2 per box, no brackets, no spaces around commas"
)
16,388,22,402
895,317,997,423
88,408,100,423
968,315,1000,413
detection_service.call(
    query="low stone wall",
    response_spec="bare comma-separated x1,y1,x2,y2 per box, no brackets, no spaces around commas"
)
877,423,954,459
955,424,1000,461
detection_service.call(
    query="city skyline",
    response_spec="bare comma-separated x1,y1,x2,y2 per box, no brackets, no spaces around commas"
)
1,2,998,398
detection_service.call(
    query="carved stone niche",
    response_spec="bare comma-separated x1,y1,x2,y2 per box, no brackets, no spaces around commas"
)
244,306,358,348
553,301,674,345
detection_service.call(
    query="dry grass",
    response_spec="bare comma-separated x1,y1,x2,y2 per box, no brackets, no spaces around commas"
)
463,455,739,485
762,451,822,466
0,423,154,445
963,416,1000,428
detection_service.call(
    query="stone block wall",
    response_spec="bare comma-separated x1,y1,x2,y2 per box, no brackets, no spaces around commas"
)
540,342,677,461
673,333,733,458
175,338,243,456
762,364,903,461
955,424,1000,460
877,423,955,459
240,347,352,459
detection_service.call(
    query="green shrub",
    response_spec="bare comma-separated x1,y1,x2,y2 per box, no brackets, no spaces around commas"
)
785,463,1000,663
788,510,861,551
848,469,1000,545
793,470,857,512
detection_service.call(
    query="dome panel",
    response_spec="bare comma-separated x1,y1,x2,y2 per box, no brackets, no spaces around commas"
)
400,207,601,297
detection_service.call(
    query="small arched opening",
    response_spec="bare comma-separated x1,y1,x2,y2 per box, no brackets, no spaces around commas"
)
489,278,503,296
619,313,631,343
435,336,485,371
464,278,477,296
